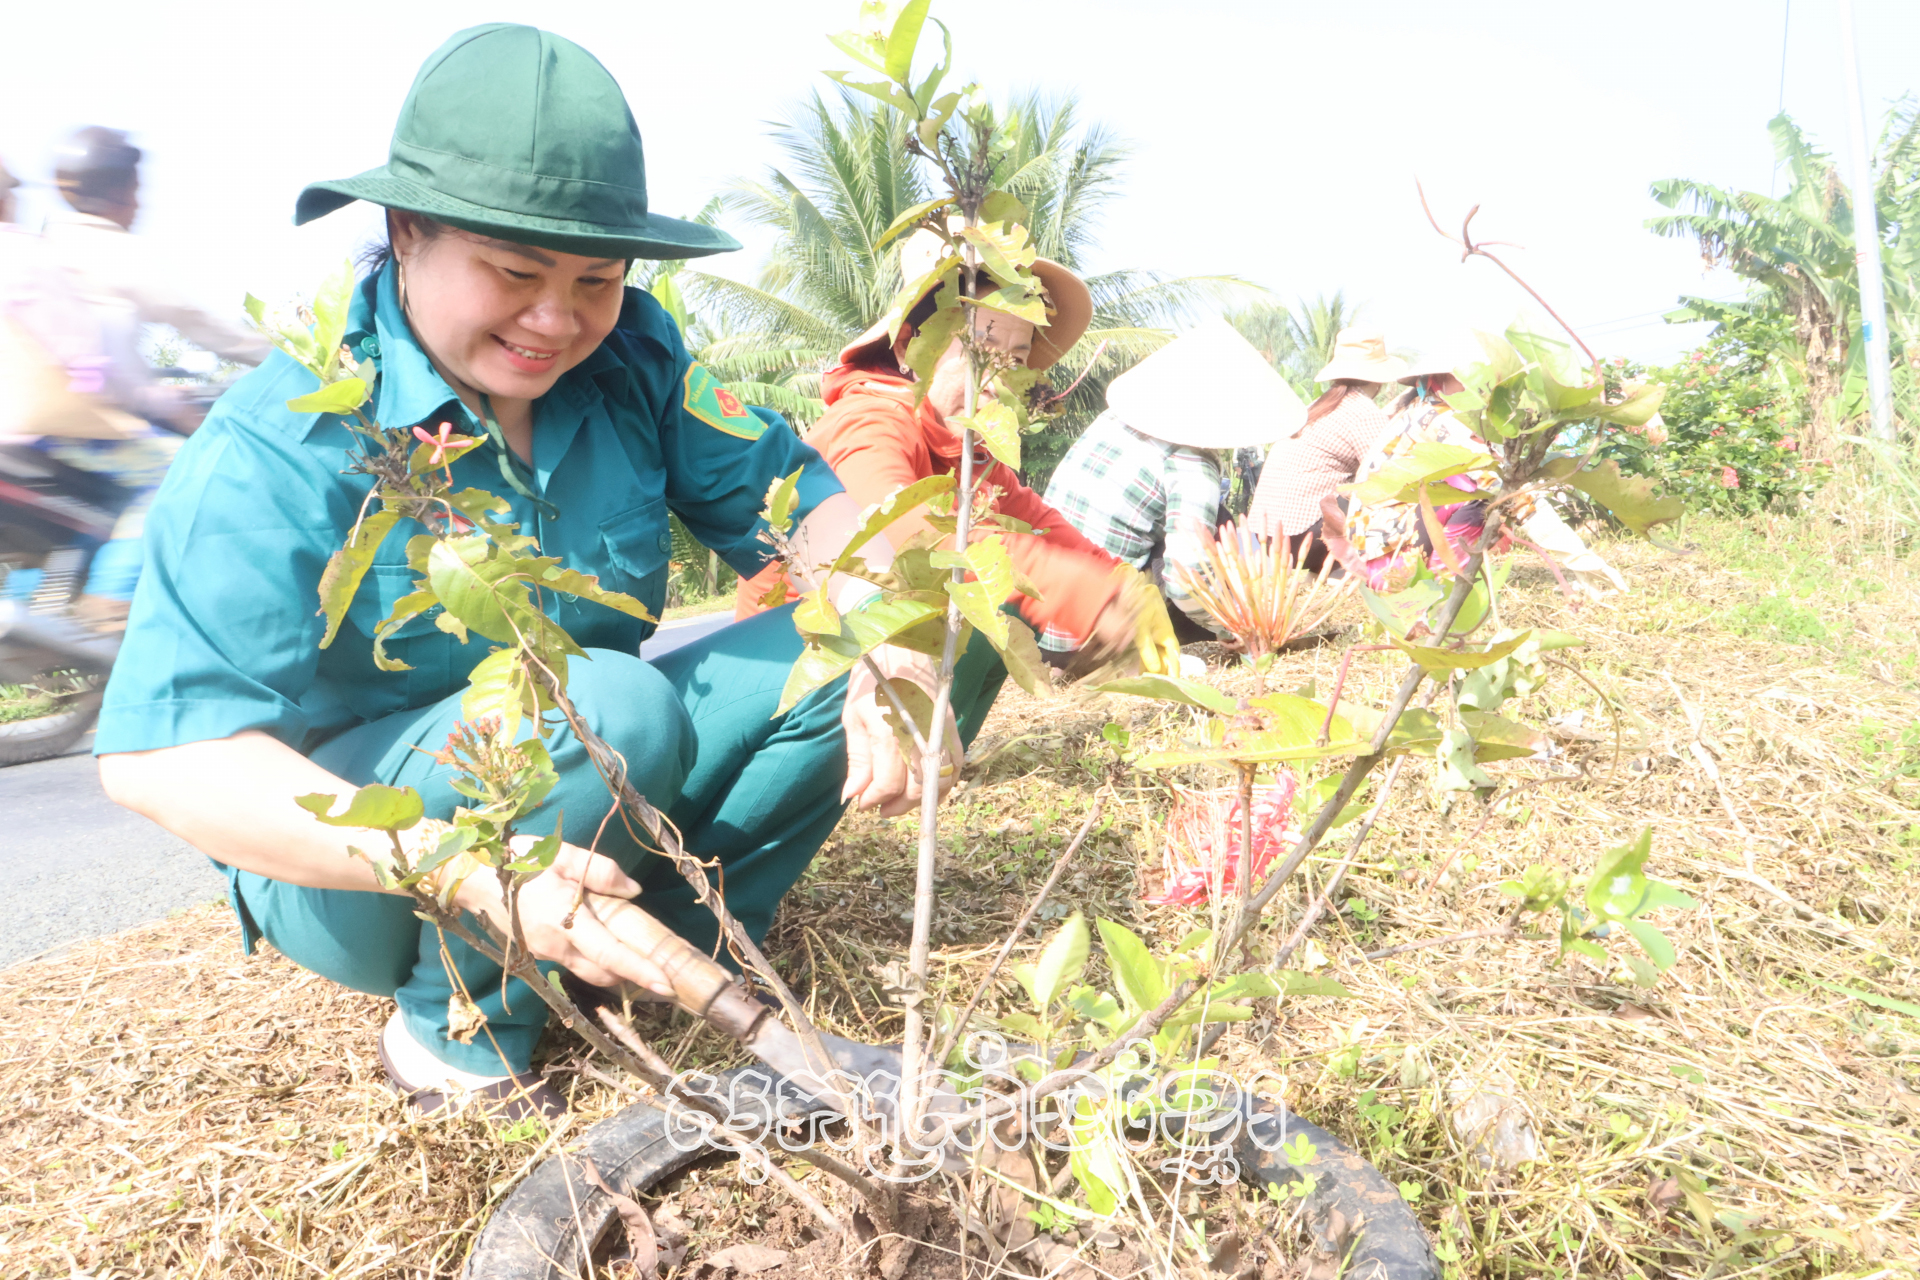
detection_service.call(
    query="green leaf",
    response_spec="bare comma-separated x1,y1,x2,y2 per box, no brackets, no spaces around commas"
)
372,588,437,671
1623,919,1677,971
1274,971,1356,999
1586,827,1655,923
428,537,528,645
763,468,805,536
827,474,957,577
1137,722,1366,769
967,282,1048,325
916,90,961,149
1337,703,1445,756
463,646,530,740
902,277,965,387
1390,630,1532,675
1591,380,1666,427
821,69,918,116
874,677,935,754
1248,692,1358,751
532,563,657,622
995,615,1049,695
977,190,1032,228
1095,918,1167,1014
1209,972,1279,1000
1435,728,1495,792
1814,980,1920,1020
944,537,1015,649
773,595,946,714
1344,442,1495,506
1459,708,1548,762
649,270,691,334
793,586,840,636
1358,579,1445,640
1031,912,1090,1010
311,259,355,380
1640,880,1699,913
1091,673,1239,715
825,25,888,75
881,0,931,85
955,400,1020,470
286,377,369,416
316,511,399,648
295,784,424,833
875,194,956,252
1562,461,1683,536
958,221,1038,286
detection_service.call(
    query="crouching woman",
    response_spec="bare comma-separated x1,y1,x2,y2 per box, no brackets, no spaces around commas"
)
96,25,947,1119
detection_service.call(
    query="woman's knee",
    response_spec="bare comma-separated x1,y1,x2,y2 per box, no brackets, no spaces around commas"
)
563,649,697,802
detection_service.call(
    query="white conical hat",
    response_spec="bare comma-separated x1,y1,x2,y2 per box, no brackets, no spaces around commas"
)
1103,320,1306,449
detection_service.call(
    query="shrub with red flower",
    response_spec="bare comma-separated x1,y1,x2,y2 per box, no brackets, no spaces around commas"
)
1719,466,1740,489
1144,775,1299,906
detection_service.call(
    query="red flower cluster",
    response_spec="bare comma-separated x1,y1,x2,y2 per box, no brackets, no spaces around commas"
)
1719,466,1740,489
1144,776,1299,906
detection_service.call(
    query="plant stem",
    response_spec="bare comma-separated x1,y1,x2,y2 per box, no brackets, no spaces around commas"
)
928,795,1105,1071
935,519,1515,1143
1269,753,1411,969
901,237,983,1138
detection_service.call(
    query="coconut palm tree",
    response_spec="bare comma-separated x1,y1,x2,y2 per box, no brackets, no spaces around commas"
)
1224,292,1365,401
680,89,1262,484
1646,107,1920,450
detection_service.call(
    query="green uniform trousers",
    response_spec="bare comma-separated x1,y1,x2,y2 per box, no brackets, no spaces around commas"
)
227,603,1007,1075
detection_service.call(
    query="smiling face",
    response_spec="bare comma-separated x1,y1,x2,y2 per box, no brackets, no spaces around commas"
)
389,213,626,413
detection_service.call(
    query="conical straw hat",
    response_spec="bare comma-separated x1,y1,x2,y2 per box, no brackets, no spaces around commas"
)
1102,320,1306,449
1313,326,1408,384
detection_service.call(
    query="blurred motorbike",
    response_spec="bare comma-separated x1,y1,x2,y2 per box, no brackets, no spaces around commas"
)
0,442,127,763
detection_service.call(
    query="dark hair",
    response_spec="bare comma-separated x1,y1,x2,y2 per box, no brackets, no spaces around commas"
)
357,210,446,276
1301,380,1368,429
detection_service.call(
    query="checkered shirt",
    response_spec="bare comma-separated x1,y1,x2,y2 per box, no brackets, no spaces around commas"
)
1247,391,1396,538
1040,412,1223,649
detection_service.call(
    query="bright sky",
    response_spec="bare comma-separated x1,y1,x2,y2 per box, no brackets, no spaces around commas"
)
3,0,1915,368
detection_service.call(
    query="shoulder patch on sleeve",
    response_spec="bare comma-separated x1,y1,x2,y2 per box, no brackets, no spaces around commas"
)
683,363,765,440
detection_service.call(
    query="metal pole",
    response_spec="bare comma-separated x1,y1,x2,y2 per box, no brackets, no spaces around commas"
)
1838,0,1895,441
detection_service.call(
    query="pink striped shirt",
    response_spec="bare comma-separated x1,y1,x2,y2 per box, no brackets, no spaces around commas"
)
1248,391,1396,538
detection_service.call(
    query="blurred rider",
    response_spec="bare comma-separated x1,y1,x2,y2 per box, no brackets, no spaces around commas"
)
34,128,270,618
44,127,269,431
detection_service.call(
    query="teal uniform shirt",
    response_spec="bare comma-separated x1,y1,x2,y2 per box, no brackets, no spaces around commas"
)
94,262,842,755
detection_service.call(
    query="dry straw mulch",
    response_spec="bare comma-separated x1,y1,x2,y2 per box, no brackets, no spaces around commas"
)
4,522,1918,1278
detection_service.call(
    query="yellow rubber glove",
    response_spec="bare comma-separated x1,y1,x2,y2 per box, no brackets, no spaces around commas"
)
1114,564,1182,675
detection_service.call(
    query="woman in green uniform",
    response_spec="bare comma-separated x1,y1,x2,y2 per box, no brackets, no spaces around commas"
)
94,24,954,1118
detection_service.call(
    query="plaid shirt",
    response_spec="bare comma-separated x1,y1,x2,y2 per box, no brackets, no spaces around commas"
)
1040,412,1222,649
1248,391,1395,537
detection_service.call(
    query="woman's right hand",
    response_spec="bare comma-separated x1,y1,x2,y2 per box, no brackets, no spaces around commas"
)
452,840,677,998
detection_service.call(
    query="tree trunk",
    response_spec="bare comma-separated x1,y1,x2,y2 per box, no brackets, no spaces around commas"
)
1796,292,1848,456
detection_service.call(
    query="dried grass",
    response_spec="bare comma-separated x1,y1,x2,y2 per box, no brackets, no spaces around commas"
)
4,516,1918,1278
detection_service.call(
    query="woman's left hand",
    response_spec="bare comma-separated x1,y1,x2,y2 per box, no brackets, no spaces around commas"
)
841,647,963,817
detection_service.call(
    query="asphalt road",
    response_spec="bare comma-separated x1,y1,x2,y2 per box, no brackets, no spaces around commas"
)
0,610,736,969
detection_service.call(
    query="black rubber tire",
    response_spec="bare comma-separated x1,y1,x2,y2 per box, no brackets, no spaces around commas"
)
0,694,100,767
467,1069,1438,1280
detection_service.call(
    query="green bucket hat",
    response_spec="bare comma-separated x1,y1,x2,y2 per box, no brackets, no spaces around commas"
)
294,24,737,262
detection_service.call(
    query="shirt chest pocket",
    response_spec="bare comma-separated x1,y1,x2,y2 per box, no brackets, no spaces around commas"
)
344,561,462,703
598,497,672,623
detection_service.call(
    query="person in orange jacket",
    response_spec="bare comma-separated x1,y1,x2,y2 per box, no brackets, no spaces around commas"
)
736,228,1179,793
